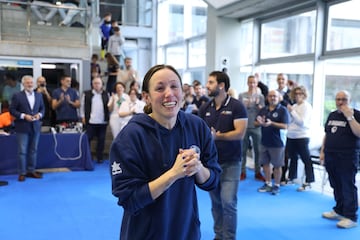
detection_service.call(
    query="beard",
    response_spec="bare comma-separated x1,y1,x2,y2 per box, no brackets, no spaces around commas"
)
208,88,220,97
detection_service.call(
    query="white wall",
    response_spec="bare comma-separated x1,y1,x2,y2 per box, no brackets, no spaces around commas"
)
206,7,245,91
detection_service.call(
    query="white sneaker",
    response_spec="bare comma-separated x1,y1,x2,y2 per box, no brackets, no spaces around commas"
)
322,210,344,220
337,218,357,229
37,20,45,25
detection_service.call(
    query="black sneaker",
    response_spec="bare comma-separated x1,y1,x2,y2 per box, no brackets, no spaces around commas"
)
258,183,272,192
0,181,8,186
271,185,280,195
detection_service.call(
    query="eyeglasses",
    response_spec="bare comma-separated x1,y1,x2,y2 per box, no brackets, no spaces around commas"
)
295,92,303,95
336,98,348,102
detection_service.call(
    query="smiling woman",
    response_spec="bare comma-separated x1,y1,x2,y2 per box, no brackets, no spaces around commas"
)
141,65,183,129
109,64,221,240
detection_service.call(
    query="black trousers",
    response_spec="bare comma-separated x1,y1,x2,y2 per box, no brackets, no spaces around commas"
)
325,151,359,222
287,137,315,183
86,123,107,161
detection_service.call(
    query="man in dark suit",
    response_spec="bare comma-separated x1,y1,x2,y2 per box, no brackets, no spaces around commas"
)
9,75,45,182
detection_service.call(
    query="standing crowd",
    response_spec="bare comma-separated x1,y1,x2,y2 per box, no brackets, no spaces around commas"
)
1,60,359,239
1,2,358,239
108,65,360,239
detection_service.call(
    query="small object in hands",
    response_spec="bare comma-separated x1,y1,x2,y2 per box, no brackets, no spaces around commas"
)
190,145,201,155
182,145,200,167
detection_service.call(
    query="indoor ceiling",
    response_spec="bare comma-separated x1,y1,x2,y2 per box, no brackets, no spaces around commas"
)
203,0,333,20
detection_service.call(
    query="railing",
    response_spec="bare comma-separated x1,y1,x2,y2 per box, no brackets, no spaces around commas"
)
0,0,90,46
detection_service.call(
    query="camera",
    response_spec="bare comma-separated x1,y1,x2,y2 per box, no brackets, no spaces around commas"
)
40,83,45,87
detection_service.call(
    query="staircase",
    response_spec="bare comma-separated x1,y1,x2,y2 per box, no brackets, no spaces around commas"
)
0,3,90,59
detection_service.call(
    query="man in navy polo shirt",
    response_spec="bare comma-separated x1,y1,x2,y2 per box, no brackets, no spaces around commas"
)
320,90,360,229
52,75,80,124
256,90,290,195
199,71,247,240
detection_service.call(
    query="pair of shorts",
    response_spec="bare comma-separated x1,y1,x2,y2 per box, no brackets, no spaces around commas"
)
260,145,285,168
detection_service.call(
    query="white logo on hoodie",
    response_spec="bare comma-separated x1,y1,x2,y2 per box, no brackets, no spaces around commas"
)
111,161,122,175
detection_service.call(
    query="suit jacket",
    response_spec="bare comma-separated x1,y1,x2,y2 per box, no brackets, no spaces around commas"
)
9,90,45,133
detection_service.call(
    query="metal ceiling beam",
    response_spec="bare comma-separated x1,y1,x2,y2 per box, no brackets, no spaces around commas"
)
215,0,317,20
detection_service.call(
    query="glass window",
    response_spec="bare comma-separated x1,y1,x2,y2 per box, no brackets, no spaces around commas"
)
157,47,165,64
191,6,207,36
165,45,186,69
327,1,360,51
323,57,360,123
0,59,33,112
188,39,206,68
239,21,253,65
100,0,152,27
168,4,184,42
100,0,124,23
256,62,314,103
190,70,205,86
236,66,254,94
157,1,207,80
157,1,169,45
260,11,316,59
138,0,153,27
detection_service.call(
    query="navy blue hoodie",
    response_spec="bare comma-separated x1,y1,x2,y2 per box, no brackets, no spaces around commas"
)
110,111,221,240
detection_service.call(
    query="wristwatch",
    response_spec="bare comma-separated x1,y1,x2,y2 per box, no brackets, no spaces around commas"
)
347,116,355,121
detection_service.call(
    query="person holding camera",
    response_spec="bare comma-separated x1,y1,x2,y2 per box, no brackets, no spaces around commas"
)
35,76,55,126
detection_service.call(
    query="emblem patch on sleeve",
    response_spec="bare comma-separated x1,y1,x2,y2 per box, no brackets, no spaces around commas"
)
111,162,123,175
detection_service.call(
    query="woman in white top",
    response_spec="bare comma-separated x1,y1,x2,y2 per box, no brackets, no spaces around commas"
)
107,82,129,138
118,89,145,132
286,86,314,191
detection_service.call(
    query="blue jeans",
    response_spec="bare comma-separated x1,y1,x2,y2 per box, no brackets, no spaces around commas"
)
241,128,261,173
210,161,241,240
16,131,40,175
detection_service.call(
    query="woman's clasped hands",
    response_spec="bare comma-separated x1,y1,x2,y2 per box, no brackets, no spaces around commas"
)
172,147,202,178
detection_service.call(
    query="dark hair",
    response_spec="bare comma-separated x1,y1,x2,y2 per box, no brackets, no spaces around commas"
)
105,52,119,66
60,75,71,81
209,71,230,92
130,80,139,89
113,26,120,32
91,54,99,60
287,79,297,88
128,88,137,95
113,82,126,92
142,64,182,114
192,80,201,87
248,75,256,80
